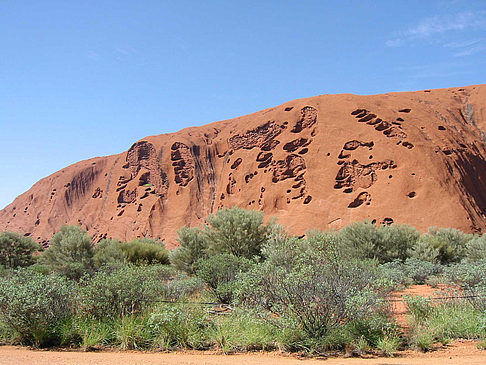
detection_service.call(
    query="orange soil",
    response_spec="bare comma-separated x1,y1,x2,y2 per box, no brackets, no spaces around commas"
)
1,341,486,365
388,284,453,329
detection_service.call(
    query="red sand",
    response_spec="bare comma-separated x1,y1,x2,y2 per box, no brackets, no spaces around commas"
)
2,341,486,365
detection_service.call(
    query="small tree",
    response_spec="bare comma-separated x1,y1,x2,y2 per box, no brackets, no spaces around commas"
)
203,207,270,259
0,269,73,346
169,227,207,274
195,253,253,303
79,265,172,319
465,235,486,262
0,231,41,269
239,234,386,338
94,238,169,267
170,208,273,274
412,227,472,264
338,221,419,263
39,225,95,280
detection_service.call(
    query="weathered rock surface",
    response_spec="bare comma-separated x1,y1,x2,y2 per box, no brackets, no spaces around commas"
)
2,85,486,247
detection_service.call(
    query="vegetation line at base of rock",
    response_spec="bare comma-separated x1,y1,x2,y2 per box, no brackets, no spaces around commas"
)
2,207,486,355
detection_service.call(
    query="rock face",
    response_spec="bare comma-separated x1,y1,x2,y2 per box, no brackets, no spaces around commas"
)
2,85,486,248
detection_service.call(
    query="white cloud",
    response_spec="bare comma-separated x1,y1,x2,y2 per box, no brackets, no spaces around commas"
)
453,43,486,57
442,39,485,57
386,10,486,47
405,11,485,38
443,39,480,48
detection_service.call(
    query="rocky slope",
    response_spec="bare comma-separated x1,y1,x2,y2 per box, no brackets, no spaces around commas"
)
1,85,486,247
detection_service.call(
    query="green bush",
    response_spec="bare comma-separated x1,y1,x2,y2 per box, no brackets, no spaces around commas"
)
71,317,114,350
195,254,254,303
203,207,271,259
169,227,207,274
403,258,442,284
94,238,169,267
465,235,486,262
381,258,442,285
170,208,273,274
79,265,172,319
443,261,486,310
0,231,41,269
406,297,485,349
443,261,486,289
346,313,399,348
412,227,473,264
166,274,205,301
114,315,152,350
148,304,210,350
0,269,74,346
207,309,277,352
0,264,8,278
337,221,419,263
39,225,95,280
239,234,388,338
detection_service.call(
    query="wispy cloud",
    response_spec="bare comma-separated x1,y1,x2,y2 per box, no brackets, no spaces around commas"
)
453,43,486,57
386,10,486,47
443,39,485,57
405,11,485,38
87,50,102,61
443,39,481,49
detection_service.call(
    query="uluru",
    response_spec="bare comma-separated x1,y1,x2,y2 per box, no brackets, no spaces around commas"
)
1,84,486,247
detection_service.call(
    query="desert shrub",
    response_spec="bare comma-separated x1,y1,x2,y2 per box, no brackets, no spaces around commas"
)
79,264,172,319
380,260,411,286
170,208,272,273
443,261,486,289
114,314,153,350
406,297,485,349
412,227,473,264
195,253,254,303
39,225,95,280
207,309,277,352
337,221,419,263
169,227,207,274
425,275,442,288
239,234,388,338
93,239,125,267
406,296,435,321
27,263,50,275
0,231,41,269
148,304,210,350
0,269,74,346
94,238,169,267
403,258,442,284
122,238,169,265
443,261,486,310
346,313,399,349
0,319,16,344
69,317,114,350
0,264,8,278
381,258,442,285
166,274,205,301
376,335,401,356
465,235,486,262
203,207,271,259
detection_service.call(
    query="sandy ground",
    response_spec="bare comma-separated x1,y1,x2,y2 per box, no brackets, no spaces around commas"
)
1,341,486,365
388,284,452,329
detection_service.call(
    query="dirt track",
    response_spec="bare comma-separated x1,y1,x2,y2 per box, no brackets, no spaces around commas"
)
2,341,486,365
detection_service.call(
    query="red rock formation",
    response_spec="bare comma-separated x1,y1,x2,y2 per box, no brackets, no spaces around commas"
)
2,85,486,248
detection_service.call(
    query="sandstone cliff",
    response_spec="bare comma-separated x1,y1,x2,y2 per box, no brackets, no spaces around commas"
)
2,85,486,247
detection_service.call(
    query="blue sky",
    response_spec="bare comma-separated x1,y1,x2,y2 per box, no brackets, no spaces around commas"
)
1,0,485,209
